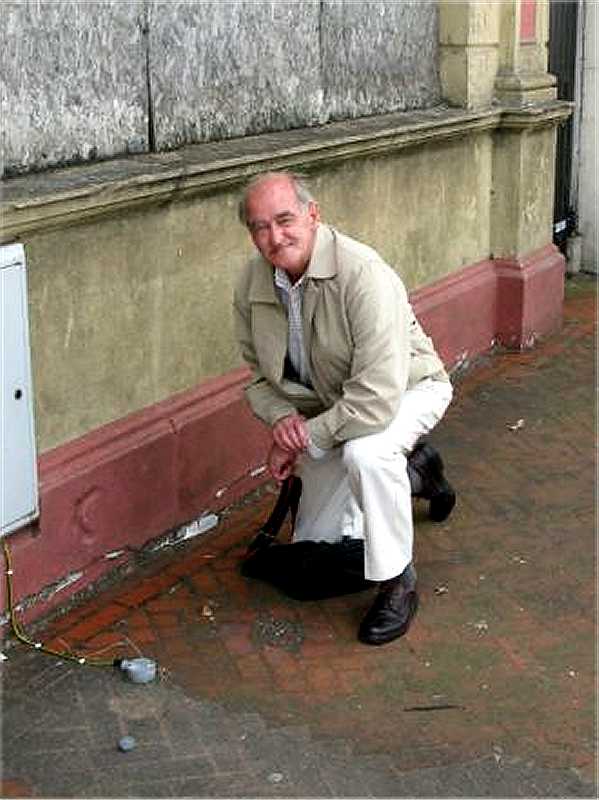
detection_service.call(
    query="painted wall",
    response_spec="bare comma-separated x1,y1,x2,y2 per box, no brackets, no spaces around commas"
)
491,126,558,258
1,0,440,175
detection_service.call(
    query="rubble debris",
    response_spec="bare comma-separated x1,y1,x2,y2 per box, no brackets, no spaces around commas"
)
507,418,525,431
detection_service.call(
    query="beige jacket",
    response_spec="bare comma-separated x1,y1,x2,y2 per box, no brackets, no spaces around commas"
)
233,225,449,451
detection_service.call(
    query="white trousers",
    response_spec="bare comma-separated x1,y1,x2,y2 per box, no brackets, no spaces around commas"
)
293,378,453,582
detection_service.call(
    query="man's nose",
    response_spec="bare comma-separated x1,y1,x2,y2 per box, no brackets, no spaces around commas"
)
269,222,285,246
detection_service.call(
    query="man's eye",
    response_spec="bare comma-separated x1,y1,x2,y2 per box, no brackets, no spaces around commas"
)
277,216,295,226
251,222,268,233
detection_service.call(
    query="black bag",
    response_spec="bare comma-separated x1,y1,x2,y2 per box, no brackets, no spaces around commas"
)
240,537,373,601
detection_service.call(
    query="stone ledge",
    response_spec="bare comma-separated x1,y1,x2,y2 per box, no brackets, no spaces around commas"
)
498,101,573,129
0,102,571,242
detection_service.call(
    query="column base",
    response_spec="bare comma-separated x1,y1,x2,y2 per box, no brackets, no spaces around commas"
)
495,244,565,348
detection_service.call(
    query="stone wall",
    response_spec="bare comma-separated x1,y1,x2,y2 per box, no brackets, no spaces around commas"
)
1,0,440,175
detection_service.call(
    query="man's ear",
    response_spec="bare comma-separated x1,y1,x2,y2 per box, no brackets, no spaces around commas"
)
308,201,321,225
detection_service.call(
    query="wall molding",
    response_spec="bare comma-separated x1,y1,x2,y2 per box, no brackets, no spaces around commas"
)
0,102,571,244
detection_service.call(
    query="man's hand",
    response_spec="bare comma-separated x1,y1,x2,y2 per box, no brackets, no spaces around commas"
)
268,443,297,483
272,414,310,454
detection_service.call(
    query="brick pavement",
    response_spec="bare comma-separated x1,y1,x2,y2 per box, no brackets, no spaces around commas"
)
1,273,596,798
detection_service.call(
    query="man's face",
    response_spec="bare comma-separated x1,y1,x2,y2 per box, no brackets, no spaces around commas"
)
245,177,320,281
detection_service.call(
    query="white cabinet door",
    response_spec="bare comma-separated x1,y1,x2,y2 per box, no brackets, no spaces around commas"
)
1,244,39,537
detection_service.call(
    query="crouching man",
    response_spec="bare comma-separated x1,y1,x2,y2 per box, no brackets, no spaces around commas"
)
234,171,454,646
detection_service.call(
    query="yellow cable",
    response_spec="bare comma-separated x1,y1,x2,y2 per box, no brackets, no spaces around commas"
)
3,541,115,667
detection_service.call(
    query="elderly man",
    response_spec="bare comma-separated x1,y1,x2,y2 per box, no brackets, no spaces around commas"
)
234,171,454,646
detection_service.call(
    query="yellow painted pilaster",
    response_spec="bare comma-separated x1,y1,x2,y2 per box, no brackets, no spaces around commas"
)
495,0,557,106
439,0,500,109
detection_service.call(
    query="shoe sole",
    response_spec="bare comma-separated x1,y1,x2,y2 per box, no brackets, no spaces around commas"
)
358,591,419,646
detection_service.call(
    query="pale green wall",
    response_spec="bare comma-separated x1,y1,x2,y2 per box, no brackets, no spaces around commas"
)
491,126,557,258
26,193,250,450
311,133,493,289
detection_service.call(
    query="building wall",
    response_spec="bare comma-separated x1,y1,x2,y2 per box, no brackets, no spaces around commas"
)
0,0,571,626
578,0,597,273
1,0,440,175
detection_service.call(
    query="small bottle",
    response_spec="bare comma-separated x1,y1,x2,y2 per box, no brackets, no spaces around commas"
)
114,657,157,684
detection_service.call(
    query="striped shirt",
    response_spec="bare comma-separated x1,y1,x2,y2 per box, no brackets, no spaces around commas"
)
274,268,311,387
274,269,325,458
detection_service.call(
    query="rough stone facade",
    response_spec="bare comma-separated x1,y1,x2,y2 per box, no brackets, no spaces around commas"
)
1,0,440,175
1,0,148,175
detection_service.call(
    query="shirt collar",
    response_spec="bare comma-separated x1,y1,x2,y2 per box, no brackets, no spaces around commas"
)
274,268,306,293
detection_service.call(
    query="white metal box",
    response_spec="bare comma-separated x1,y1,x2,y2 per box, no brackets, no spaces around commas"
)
1,243,39,537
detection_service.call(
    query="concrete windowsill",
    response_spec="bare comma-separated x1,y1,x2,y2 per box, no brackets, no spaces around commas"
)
0,101,571,243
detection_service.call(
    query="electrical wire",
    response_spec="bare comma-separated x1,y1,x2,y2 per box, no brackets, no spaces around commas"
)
3,541,115,667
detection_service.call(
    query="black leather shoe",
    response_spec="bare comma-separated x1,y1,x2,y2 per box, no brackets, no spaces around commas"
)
409,440,456,522
358,573,419,646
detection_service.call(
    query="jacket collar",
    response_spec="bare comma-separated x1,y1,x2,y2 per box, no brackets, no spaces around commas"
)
247,225,337,303
306,225,337,279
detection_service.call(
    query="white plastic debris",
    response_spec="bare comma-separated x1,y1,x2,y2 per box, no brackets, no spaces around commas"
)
250,465,268,478
104,550,126,560
267,773,284,784
152,513,220,551
118,657,157,684
507,418,525,431
0,652,8,662
49,571,84,597
434,584,449,595
473,620,489,634
178,514,219,542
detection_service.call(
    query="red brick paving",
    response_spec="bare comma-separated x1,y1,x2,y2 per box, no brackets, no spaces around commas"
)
4,274,596,787
0,779,35,798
